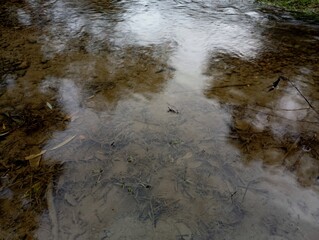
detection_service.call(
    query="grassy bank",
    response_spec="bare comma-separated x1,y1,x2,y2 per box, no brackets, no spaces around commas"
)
257,0,319,15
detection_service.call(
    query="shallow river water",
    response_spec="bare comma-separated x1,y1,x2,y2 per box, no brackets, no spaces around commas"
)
1,0,319,239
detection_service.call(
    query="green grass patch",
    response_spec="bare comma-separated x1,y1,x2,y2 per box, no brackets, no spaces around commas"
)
257,0,319,15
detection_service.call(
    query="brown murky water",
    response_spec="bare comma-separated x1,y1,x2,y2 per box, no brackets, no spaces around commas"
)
1,0,319,239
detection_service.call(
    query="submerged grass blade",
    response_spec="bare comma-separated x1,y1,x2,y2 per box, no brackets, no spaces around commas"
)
46,102,53,110
49,135,76,151
25,150,47,160
25,135,76,160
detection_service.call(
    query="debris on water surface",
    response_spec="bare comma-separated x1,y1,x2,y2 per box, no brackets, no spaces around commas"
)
167,105,179,114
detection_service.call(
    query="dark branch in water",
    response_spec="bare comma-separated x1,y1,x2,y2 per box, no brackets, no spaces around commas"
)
268,76,283,92
268,76,319,116
281,76,319,116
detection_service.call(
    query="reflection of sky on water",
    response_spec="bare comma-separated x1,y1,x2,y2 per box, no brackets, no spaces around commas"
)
278,93,308,120
21,0,265,83
17,8,31,26
59,79,81,114
119,5,262,57
116,2,263,89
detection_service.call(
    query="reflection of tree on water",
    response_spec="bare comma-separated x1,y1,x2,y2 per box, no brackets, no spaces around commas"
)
0,20,171,240
5,0,173,108
1,1,172,237
82,45,173,107
204,23,319,187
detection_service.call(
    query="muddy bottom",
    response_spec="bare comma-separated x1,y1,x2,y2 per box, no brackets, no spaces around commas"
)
1,0,319,239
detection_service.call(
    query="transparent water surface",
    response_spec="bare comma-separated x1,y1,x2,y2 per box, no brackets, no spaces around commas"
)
0,0,319,239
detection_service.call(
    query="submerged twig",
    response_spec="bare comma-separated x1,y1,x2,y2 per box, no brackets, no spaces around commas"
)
241,181,252,203
149,197,155,227
209,83,253,90
281,137,300,162
47,181,58,240
282,76,319,116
